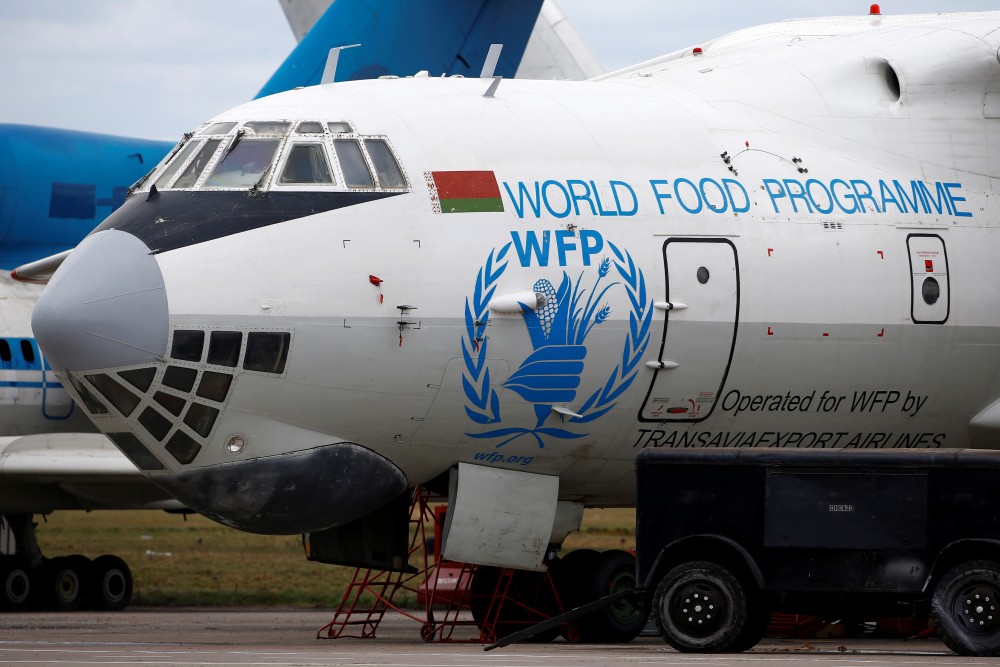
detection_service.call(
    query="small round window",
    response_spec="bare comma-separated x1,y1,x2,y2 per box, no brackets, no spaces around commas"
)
697,267,710,284
921,277,940,305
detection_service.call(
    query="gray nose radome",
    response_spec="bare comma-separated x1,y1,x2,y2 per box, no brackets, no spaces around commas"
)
33,230,168,372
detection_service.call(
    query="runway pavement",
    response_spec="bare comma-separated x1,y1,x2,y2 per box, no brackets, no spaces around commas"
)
0,609,992,666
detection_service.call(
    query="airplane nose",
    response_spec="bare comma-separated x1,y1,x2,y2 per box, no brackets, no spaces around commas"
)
32,229,168,372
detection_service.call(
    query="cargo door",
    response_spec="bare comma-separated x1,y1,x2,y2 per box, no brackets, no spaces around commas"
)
640,238,739,422
907,234,949,324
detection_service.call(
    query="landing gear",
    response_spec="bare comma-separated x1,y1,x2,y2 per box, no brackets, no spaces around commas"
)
1,513,133,611
551,549,648,643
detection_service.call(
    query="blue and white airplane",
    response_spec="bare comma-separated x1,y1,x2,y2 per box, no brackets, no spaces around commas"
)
25,7,1000,646
1,0,597,613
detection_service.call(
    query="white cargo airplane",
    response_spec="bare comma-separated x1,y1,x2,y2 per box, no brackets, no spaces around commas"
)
24,8,1000,640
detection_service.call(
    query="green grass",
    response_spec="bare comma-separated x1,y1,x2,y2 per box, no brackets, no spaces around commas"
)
33,507,636,607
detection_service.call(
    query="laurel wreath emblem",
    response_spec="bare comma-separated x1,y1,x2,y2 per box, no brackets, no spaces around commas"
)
462,241,652,449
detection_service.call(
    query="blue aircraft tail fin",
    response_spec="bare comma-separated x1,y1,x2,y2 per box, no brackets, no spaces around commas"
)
256,0,544,98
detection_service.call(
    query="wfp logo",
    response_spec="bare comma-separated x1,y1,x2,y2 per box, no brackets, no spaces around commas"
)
462,238,652,448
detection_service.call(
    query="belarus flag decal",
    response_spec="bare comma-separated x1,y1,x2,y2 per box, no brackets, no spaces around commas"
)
426,171,504,213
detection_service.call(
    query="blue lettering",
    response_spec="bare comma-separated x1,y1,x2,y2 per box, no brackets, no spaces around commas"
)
699,178,728,213
944,182,972,218
805,179,834,214
674,178,703,214
502,181,542,219
850,179,881,213
893,180,922,213
590,180,618,217
916,181,949,215
555,230,578,266
542,180,571,218
610,180,638,216
762,179,786,213
567,179,597,216
830,179,859,214
723,179,750,213
649,180,672,215
878,180,903,213
783,178,814,213
579,230,604,266
510,230,550,267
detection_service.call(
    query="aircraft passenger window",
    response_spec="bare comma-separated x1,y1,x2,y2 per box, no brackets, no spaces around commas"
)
334,140,374,188
184,403,219,438
200,122,237,135
119,367,156,393
107,433,164,471
86,374,141,417
204,139,280,189
20,340,35,364
165,431,201,465
922,277,940,305
243,121,290,135
138,407,172,441
328,122,353,134
0,340,10,362
69,375,109,414
153,141,201,189
243,332,291,374
364,139,406,189
697,267,710,285
162,366,197,393
154,391,186,417
207,331,242,367
171,330,205,362
279,144,334,185
296,121,324,134
172,139,222,189
196,371,233,402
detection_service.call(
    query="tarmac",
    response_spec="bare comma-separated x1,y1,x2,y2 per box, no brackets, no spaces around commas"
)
0,609,992,667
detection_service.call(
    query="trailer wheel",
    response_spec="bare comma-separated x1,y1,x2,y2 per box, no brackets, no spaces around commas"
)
932,560,1000,656
654,560,750,652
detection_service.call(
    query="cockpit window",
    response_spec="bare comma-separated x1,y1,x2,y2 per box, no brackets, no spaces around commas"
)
328,122,353,134
201,122,237,135
365,139,406,189
334,140,374,188
295,121,324,134
243,121,290,135
153,140,201,189
279,144,335,185
203,139,280,188
172,139,223,189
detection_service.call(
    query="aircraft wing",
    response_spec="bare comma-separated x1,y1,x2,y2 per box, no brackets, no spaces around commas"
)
278,0,604,80
0,433,180,512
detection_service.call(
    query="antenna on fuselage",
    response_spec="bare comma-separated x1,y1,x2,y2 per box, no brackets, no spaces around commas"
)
321,44,361,84
481,43,503,98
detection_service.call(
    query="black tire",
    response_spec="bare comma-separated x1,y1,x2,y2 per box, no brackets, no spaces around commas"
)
550,549,602,642
469,566,560,643
0,556,31,611
85,555,133,611
35,556,87,611
730,591,769,652
580,550,648,643
932,560,1000,656
653,560,750,653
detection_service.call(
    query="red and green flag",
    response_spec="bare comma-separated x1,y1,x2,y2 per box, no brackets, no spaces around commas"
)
431,171,504,213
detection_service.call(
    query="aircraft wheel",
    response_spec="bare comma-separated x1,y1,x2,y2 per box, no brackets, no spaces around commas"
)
550,549,601,642
469,566,560,643
35,556,88,611
932,560,1000,656
0,556,32,611
86,555,133,611
653,560,750,653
